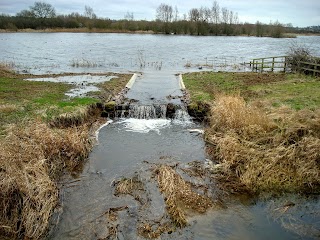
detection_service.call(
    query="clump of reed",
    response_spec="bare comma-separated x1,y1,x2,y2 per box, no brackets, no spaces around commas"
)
154,165,213,227
0,61,15,77
70,58,102,68
0,121,92,239
206,95,320,194
114,177,144,196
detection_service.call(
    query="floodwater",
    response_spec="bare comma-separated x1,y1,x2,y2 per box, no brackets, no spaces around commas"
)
49,116,320,240
1,33,319,239
24,74,117,97
0,33,320,74
126,71,183,104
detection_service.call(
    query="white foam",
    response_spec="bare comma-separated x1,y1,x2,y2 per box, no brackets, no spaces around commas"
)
172,109,193,125
119,118,171,134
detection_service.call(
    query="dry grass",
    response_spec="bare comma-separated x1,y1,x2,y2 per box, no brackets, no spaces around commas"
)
206,95,320,194
138,222,174,239
210,94,276,137
0,104,19,113
0,121,92,239
154,165,213,227
115,177,144,196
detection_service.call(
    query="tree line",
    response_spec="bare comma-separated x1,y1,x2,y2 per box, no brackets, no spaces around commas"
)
0,1,308,37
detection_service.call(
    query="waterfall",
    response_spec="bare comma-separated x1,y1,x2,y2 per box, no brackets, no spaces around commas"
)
115,104,192,122
116,104,167,119
174,108,192,122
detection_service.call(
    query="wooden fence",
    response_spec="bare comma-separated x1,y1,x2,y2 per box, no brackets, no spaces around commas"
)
249,56,289,73
298,60,320,76
248,56,320,76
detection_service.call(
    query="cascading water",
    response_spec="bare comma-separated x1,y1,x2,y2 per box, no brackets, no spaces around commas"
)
116,103,192,133
115,103,191,121
128,104,167,119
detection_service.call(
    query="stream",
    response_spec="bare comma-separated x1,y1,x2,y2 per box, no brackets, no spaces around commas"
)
48,72,319,240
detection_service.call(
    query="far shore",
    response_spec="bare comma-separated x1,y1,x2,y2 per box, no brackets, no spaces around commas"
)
1,27,320,37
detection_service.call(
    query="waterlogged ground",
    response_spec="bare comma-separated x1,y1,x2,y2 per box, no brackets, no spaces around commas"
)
24,74,118,97
49,118,320,240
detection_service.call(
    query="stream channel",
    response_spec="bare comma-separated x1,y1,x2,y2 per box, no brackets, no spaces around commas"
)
48,70,319,240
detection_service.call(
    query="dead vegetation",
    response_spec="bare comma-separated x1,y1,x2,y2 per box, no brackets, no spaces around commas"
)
101,206,128,239
206,95,320,194
0,121,93,239
115,177,143,195
138,221,174,239
154,165,213,227
114,176,145,204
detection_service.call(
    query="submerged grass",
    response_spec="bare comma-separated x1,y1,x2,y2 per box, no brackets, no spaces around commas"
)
155,165,213,227
184,72,320,194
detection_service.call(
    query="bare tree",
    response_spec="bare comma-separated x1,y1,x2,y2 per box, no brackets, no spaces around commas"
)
233,12,239,25
156,3,173,22
84,5,96,19
29,1,56,18
200,7,211,22
124,11,134,21
211,1,220,24
174,6,179,22
221,7,229,25
256,21,264,37
189,8,200,22
229,10,234,25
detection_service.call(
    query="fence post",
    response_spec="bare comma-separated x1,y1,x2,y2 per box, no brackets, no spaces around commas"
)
284,57,287,73
271,57,275,72
261,58,264,73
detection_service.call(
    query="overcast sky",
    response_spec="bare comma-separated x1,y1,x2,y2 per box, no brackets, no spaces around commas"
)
0,0,319,27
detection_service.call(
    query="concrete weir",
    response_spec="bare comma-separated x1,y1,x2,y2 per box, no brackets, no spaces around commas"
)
125,73,138,89
103,72,191,119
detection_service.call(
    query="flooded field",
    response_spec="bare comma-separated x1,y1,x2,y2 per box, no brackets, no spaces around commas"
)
0,33,320,74
1,33,319,239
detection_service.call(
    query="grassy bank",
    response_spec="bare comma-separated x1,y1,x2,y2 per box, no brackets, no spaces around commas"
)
0,66,130,239
183,72,320,194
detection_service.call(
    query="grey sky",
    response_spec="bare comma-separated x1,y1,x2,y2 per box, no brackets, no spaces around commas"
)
0,0,319,27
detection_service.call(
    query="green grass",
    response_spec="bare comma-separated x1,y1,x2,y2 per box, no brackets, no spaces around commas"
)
0,77,98,135
183,72,320,110
183,72,241,101
248,77,320,110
